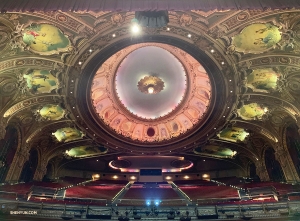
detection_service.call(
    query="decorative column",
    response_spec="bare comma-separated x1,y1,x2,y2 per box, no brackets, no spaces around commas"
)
0,119,6,140
33,158,48,181
5,144,30,183
274,146,300,183
254,160,270,181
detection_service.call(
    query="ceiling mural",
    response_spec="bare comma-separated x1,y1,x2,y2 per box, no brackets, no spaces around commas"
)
232,23,282,54
217,127,249,143
23,70,59,94
22,24,71,55
65,145,108,158
91,43,211,142
0,7,300,181
35,104,66,121
52,128,85,143
246,68,280,93
237,103,268,121
194,145,237,158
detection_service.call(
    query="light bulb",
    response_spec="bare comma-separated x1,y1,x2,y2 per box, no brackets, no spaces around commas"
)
148,87,154,94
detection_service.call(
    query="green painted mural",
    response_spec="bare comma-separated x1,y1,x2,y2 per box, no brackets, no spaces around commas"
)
247,68,279,92
232,23,281,53
38,104,65,121
52,127,84,142
22,24,71,55
194,145,237,158
217,127,249,142
23,70,59,93
237,103,268,121
66,146,108,158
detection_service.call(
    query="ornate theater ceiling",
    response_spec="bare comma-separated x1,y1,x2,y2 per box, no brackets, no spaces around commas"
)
1,6,300,181
91,43,211,142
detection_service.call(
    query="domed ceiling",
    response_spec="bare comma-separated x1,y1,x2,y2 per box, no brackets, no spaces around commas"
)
0,5,300,182
91,43,211,142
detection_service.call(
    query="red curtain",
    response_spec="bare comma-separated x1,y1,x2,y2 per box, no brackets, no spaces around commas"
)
0,0,299,12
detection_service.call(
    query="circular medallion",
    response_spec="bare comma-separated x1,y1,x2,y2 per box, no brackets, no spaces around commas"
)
115,46,187,119
91,43,212,143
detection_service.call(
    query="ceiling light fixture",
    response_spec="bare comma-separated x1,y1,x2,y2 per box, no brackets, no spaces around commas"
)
137,75,165,94
131,24,141,34
148,87,154,94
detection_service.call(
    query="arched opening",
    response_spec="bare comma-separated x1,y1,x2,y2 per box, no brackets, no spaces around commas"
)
0,126,18,182
286,123,300,177
265,148,285,182
249,162,257,178
19,149,38,182
43,163,53,181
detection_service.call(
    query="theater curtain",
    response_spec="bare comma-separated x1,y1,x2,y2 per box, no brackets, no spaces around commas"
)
0,0,300,12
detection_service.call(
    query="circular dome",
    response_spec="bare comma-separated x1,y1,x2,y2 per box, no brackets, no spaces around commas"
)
90,43,212,143
115,46,187,119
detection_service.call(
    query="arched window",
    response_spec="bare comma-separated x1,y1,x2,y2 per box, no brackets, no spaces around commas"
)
265,148,285,182
249,163,257,178
0,126,18,182
19,149,38,182
286,124,300,177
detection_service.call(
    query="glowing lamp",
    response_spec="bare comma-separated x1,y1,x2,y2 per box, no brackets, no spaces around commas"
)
148,87,154,94
131,24,140,34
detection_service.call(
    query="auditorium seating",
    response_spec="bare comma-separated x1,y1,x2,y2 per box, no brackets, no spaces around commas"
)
0,182,33,194
174,179,217,186
238,181,300,195
178,185,239,201
65,185,124,201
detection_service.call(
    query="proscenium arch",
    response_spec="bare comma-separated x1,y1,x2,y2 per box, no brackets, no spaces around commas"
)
75,35,230,152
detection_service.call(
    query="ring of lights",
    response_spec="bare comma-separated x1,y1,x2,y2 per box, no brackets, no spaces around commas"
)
90,43,211,143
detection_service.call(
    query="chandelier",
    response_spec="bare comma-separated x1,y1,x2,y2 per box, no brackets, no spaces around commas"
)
137,75,165,94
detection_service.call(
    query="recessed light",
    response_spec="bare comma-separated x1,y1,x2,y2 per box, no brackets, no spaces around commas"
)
187,34,191,38
167,27,170,31
78,61,82,65
89,49,93,53
221,61,225,65
210,49,215,53
131,24,140,34
112,33,116,37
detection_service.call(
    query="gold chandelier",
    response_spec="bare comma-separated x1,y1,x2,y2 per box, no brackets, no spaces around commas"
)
137,75,165,94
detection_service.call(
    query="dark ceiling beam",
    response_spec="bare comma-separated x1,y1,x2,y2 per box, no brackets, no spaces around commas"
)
0,0,299,12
